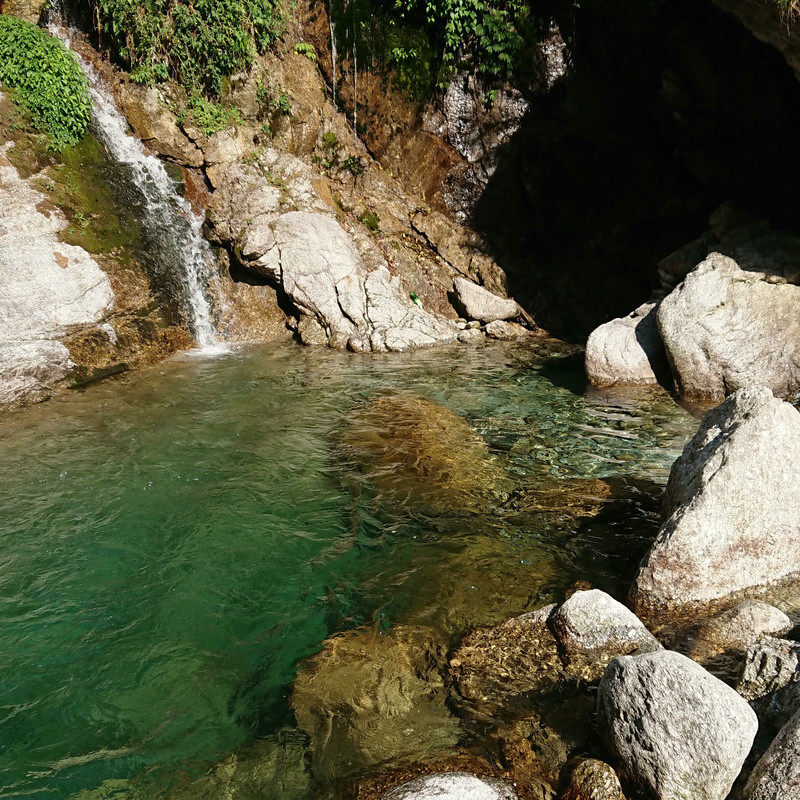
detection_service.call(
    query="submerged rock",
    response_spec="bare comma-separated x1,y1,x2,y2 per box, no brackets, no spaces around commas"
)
490,696,595,789
382,772,518,800
690,600,791,663
585,303,667,387
508,478,612,518
291,625,459,782
146,730,310,800
551,590,661,681
742,707,800,800
453,277,519,323
561,759,626,800
631,386,800,620
341,393,510,511
657,252,800,401
598,650,758,800
449,605,564,718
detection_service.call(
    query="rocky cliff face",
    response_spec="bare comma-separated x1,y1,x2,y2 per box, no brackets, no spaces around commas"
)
0,89,191,406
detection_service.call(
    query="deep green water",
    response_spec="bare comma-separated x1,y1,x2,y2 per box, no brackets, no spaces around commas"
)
0,341,698,799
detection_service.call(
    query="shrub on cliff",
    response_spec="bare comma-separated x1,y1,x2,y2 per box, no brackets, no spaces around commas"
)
89,0,285,96
0,14,90,149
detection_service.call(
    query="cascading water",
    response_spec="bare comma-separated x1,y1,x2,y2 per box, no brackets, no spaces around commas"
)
329,10,338,108
48,5,224,352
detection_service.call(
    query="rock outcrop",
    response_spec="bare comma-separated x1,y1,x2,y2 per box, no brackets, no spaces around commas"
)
598,650,758,800
742,707,800,800
657,252,800,401
632,386,800,620
204,148,535,352
0,145,113,404
585,303,667,387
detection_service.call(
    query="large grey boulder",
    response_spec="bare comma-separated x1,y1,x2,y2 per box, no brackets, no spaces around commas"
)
742,708,800,800
383,772,518,800
585,303,667,387
690,600,791,662
598,650,758,800
631,386,800,619
657,252,800,401
453,276,519,322
551,589,661,681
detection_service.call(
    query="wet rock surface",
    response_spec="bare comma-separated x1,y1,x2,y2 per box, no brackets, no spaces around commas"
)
598,650,758,800
585,303,667,388
632,386,800,620
291,625,460,783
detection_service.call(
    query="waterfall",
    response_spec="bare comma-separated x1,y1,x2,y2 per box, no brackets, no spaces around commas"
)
329,12,337,108
352,21,358,136
47,9,224,352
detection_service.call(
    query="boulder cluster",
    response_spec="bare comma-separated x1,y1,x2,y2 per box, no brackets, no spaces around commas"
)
585,205,800,403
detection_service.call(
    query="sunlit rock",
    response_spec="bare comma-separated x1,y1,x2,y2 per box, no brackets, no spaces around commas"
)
585,302,667,387
632,386,800,620
598,650,757,800
657,252,800,401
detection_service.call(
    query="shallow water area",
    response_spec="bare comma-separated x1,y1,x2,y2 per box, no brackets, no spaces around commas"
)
0,341,698,798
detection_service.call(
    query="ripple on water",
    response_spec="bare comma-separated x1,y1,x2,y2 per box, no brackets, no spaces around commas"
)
0,341,698,798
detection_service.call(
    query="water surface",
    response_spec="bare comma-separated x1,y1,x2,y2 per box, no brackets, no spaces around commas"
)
0,341,697,798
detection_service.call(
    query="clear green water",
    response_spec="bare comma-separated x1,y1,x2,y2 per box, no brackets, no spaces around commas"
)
0,341,697,799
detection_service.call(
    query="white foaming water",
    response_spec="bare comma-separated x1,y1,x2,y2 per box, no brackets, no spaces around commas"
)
48,11,225,353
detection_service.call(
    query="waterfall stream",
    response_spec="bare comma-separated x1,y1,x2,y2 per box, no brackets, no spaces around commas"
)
48,9,224,352
330,12,338,108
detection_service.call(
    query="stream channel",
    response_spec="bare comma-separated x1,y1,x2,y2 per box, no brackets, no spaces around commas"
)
0,340,699,798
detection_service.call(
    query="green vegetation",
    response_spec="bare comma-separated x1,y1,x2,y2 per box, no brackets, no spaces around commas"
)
361,210,380,232
90,0,285,95
328,0,541,100
186,96,242,137
294,42,317,60
0,15,90,150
